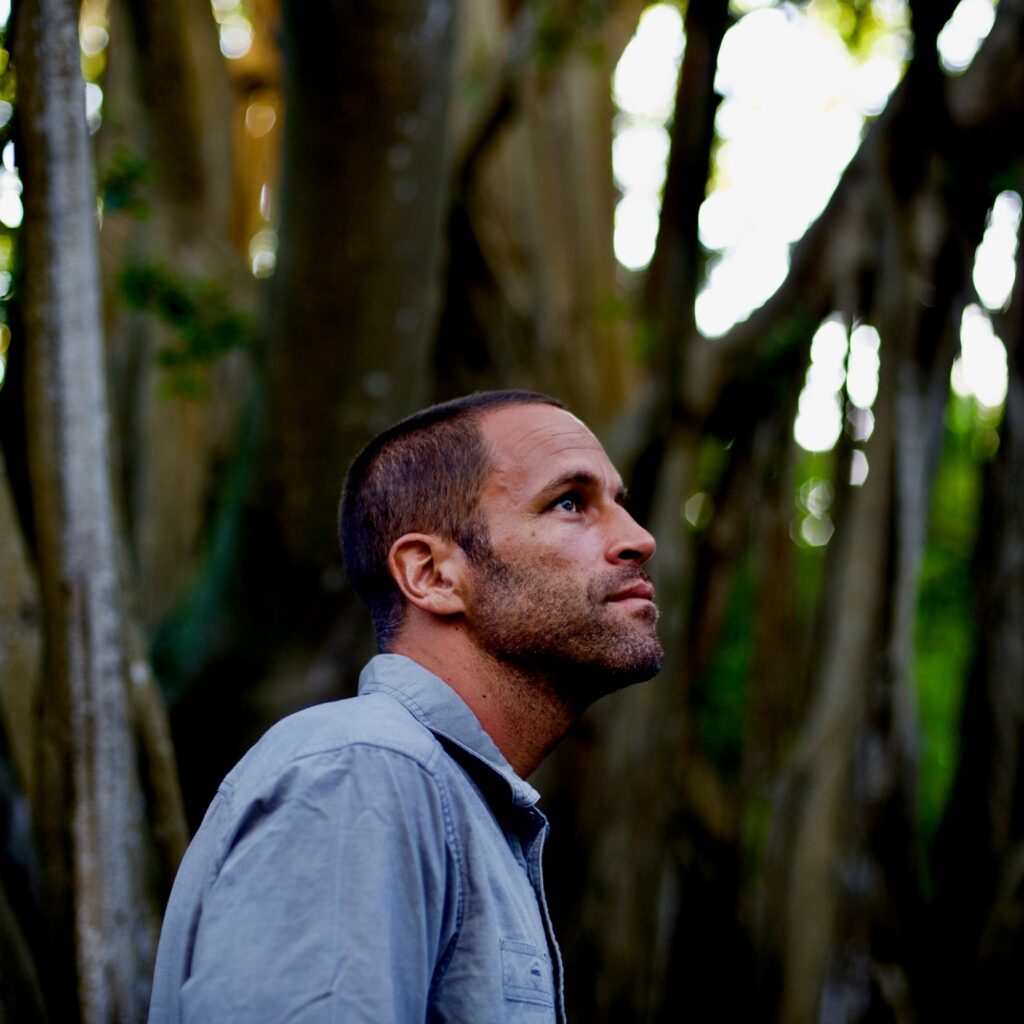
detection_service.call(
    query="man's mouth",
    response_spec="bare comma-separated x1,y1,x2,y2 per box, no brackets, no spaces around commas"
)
606,580,656,603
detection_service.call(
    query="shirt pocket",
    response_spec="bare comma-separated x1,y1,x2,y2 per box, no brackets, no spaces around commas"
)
500,939,554,1008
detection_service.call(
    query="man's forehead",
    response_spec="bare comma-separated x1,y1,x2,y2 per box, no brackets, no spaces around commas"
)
481,402,595,451
479,403,618,487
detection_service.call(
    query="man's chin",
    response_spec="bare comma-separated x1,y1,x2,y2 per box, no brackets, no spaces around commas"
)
584,633,664,691
613,647,663,684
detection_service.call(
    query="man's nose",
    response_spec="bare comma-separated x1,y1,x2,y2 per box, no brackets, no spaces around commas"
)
607,506,656,565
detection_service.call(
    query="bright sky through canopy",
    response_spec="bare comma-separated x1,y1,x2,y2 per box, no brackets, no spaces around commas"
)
611,4,684,271
611,0,1011,454
612,1,911,324
974,191,1022,311
937,0,996,72
698,2,908,337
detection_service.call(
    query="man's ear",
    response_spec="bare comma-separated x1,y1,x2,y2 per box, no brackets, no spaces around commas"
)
387,533,468,617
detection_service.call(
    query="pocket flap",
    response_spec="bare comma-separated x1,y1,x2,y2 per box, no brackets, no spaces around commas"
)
500,939,553,1006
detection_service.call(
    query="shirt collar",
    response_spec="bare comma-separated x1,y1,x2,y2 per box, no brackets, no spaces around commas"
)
357,653,541,808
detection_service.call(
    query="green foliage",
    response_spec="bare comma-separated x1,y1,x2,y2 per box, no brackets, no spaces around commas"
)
118,262,258,396
99,148,154,219
0,52,12,104
732,0,909,61
791,448,836,613
695,434,733,491
915,394,990,853
692,555,753,781
741,786,774,879
806,0,909,60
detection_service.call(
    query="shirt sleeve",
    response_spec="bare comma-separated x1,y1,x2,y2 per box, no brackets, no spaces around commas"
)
180,744,457,1023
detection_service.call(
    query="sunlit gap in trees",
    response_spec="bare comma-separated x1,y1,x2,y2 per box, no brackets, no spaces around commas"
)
937,0,996,74
0,2,9,391
0,142,18,232
612,0,1003,459
611,1,910,309
80,0,108,133
612,1,996,319
788,186,1019,546
246,94,278,278
790,319,876,547
698,0,909,339
794,190,1019,455
0,0,15,241
611,3,682,272
686,0,1005,460
212,0,278,278
952,191,1020,419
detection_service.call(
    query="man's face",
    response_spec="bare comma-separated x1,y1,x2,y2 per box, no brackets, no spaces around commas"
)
462,404,663,696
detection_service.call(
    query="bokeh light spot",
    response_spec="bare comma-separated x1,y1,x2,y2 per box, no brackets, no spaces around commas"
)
952,304,1008,409
0,147,23,229
850,449,870,486
973,191,1021,312
937,0,995,74
684,492,713,529
793,317,848,453
245,101,277,138
85,82,103,133
847,323,881,409
219,16,254,59
248,228,277,278
612,4,684,120
614,193,661,272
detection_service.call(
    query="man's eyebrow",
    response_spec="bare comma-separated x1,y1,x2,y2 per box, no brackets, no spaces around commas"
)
539,469,629,504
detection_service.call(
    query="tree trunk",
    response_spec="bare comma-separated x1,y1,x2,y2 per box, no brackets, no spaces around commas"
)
932,173,1024,1018
161,0,462,826
102,0,249,631
265,0,458,569
13,0,157,1017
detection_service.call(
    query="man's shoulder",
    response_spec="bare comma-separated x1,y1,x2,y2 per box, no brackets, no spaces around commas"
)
224,690,442,796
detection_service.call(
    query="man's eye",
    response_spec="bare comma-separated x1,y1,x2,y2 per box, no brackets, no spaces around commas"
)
553,492,583,513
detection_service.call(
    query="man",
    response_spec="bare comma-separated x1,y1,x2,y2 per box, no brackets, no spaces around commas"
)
148,390,662,1022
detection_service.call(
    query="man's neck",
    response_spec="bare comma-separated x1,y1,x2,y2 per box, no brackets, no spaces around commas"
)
389,624,579,778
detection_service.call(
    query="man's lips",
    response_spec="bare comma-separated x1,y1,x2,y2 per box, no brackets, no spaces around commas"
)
606,580,656,602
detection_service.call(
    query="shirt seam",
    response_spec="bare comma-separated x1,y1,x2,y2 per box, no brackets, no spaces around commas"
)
210,739,443,872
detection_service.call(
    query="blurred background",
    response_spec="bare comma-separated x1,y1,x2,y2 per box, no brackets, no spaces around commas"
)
1,0,1022,1020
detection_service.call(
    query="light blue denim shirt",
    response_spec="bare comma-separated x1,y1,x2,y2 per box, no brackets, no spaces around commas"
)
148,654,566,1023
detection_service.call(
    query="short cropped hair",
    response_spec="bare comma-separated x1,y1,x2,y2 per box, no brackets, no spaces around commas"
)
339,390,564,649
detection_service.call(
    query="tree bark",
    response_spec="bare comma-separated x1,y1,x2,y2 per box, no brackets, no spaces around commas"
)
13,0,157,1017
265,0,458,569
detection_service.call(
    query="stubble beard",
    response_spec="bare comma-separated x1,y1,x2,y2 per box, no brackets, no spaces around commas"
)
466,548,664,707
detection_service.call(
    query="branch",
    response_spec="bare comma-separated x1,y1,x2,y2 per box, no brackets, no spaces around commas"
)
645,0,731,413
449,5,538,195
